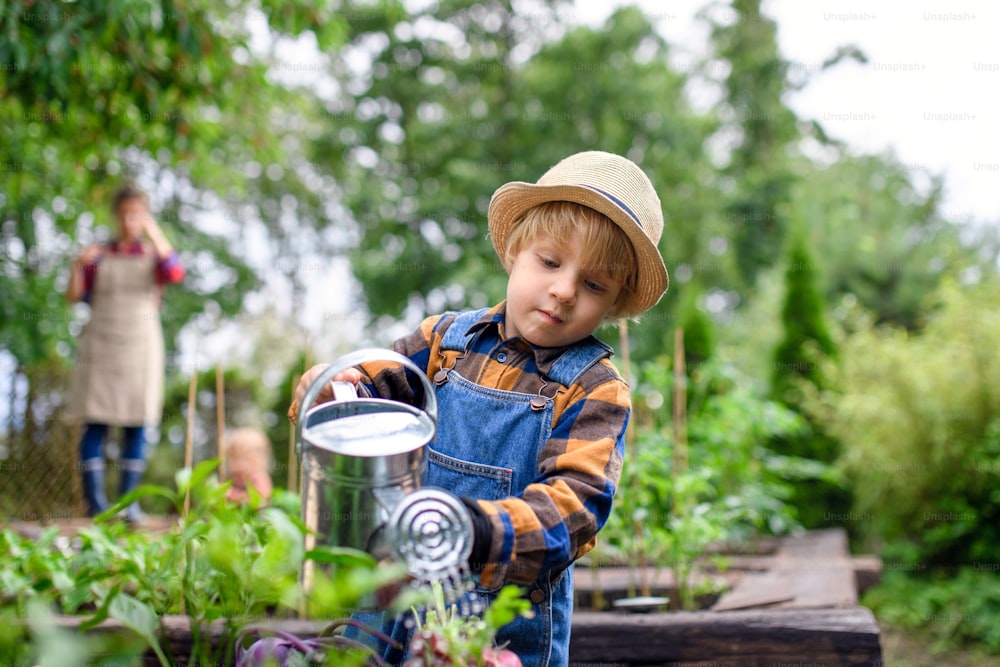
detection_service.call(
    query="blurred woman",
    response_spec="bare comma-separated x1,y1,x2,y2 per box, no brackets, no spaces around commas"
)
66,182,184,522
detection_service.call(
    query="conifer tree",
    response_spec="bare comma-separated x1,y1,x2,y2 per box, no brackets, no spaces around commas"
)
770,227,848,528
771,229,836,403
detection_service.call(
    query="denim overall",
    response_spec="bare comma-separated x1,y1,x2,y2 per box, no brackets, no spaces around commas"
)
350,308,612,667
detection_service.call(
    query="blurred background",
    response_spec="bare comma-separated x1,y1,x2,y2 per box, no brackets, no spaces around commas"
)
1,0,999,661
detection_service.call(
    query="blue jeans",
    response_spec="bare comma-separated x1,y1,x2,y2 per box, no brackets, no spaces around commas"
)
79,423,146,516
80,423,145,462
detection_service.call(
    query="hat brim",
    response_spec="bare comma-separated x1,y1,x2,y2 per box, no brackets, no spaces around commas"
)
488,182,668,314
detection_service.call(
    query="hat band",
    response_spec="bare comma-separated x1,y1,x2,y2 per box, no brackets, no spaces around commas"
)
579,184,643,229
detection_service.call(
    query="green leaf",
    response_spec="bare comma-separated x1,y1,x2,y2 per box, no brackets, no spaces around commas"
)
189,458,221,491
481,585,532,632
108,593,169,665
175,467,193,498
305,546,377,569
97,484,176,520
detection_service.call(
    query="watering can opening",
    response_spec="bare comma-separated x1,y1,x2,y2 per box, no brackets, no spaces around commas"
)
302,398,434,458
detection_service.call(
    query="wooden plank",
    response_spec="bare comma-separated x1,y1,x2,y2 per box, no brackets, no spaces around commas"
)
54,607,882,667
4,515,177,539
569,607,883,667
573,566,737,611
852,554,883,595
712,528,858,612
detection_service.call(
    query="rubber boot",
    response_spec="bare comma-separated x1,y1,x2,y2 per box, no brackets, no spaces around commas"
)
81,458,109,518
119,458,147,524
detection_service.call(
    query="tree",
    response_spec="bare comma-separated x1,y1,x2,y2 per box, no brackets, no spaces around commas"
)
310,2,721,359
806,278,1000,565
771,227,836,403
0,1,353,368
703,0,800,287
769,226,847,528
0,0,349,515
789,153,998,330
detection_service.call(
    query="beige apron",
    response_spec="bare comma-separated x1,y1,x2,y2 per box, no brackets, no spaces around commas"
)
68,251,165,426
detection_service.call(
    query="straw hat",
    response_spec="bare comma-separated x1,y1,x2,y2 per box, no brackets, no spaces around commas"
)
488,151,668,313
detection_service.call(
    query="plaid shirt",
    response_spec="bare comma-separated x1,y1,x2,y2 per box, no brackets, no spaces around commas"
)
360,302,629,586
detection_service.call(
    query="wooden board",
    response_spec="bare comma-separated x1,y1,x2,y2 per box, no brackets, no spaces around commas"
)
569,607,883,667
712,528,858,611
4,515,177,539
54,607,882,667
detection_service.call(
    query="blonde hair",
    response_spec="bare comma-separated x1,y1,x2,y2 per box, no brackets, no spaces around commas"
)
502,201,640,318
223,428,272,479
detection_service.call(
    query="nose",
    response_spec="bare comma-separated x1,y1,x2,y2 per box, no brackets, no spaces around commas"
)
550,273,577,305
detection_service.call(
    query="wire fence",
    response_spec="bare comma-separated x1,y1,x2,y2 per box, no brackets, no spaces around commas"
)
1,362,295,526
0,363,84,525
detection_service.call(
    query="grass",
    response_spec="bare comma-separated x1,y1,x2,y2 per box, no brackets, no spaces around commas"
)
879,622,999,667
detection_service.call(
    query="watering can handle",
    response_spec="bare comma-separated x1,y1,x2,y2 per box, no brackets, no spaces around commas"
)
330,381,358,401
297,348,439,427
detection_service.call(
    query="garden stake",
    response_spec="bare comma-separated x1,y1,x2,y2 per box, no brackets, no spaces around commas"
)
671,327,690,608
184,366,197,517
619,319,649,597
672,327,688,479
216,361,226,481
287,344,311,494
287,371,301,494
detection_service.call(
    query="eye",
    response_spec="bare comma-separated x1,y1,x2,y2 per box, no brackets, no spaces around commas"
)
538,255,559,268
584,279,606,293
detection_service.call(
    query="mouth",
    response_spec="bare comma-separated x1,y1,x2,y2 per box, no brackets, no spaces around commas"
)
539,309,564,324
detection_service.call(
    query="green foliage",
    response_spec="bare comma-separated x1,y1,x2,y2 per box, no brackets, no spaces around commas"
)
677,286,716,369
407,581,532,665
789,153,997,330
600,357,829,608
0,458,536,665
864,569,1000,654
771,227,836,401
705,0,800,284
312,2,721,354
0,0,349,428
769,226,847,529
0,459,407,665
805,279,1000,565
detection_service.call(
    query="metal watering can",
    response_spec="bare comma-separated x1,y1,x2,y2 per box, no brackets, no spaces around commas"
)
296,349,473,608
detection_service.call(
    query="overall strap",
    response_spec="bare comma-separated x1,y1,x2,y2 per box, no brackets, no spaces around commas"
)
546,336,614,388
438,308,491,352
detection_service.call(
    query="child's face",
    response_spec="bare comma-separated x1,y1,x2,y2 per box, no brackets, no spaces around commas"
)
505,231,622,348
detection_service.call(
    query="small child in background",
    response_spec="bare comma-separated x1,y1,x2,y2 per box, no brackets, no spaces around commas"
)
223,427,274,504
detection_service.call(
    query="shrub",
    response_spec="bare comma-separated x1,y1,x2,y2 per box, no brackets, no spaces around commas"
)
805,279,1000,566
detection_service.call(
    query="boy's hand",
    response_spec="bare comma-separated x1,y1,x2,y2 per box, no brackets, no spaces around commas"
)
287,364,364,424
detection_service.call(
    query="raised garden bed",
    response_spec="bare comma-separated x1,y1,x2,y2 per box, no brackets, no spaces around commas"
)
570,528,883,666
11,519,883,666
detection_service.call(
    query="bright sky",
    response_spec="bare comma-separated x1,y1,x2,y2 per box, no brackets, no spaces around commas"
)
588,0,1000,226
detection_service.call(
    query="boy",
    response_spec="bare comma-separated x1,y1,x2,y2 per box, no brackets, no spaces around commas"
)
291,151,668,666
